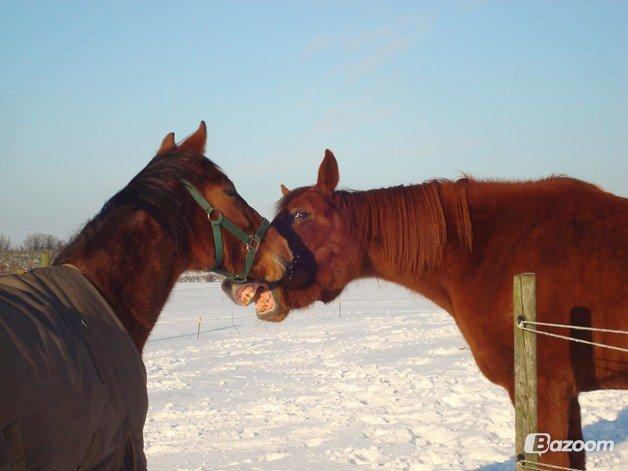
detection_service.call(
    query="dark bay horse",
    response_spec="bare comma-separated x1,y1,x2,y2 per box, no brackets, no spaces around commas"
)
0,122,291,469
226,149,626,469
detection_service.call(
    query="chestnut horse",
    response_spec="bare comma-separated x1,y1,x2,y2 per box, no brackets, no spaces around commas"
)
1,122,291,469
226,150,626,469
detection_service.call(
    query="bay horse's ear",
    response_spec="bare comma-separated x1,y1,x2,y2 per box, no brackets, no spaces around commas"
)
156,132,176,156
178,121,207,155
316,149,339,196
280,184,290,196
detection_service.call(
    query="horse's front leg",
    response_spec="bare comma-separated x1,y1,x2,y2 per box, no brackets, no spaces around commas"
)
536,381,585,469
567,395,585,469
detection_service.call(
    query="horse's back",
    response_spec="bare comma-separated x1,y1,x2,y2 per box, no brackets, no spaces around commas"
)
0,266,147,470
487,178,626,302
545,179,626,311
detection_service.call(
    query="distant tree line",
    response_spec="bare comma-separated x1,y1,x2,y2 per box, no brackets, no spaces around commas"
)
0,233,65,252
0,235,10,252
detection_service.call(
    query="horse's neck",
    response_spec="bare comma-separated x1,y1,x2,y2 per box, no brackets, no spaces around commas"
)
345,181,477,312
56,211,186,351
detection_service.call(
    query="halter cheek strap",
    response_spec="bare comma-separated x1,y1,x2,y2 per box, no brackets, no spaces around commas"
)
179,179,270,282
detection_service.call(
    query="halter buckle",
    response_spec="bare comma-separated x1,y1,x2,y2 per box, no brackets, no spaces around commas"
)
246,235,261,252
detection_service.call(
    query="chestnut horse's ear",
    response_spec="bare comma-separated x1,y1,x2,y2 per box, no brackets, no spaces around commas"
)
156,132,176,156
280,184,290,196
316,149,339,196
178,121,207,155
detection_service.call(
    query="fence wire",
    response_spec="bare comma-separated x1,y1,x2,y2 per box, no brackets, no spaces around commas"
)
518,321,628,354
150,296,418,343
519,459,582,471
521,320,628,336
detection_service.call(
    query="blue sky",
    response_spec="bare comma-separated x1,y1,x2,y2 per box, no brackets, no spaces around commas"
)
1,1,626,244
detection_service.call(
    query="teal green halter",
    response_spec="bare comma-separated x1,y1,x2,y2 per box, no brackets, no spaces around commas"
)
180,179,270,282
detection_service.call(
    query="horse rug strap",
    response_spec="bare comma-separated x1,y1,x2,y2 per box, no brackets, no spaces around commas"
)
179,179,270,281
0,266,147,470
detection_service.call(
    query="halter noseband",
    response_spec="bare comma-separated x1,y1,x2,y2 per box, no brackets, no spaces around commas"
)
179,179,270,282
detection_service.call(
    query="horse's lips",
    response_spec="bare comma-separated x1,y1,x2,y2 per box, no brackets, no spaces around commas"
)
254,289,275,316
222,281,263,306
235,285,255,306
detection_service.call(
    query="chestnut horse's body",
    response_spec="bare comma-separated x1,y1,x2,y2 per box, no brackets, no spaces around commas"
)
242,151,626,469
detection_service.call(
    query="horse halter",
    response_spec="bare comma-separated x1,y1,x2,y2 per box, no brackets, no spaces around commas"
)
179,179,270,282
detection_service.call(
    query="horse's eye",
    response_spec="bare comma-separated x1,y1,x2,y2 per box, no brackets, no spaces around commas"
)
293,211,310,222
223,188,237,198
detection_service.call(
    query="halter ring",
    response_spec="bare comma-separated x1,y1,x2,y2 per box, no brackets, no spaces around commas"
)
208,209,223,223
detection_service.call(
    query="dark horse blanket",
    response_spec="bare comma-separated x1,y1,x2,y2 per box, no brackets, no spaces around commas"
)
0,266,147,470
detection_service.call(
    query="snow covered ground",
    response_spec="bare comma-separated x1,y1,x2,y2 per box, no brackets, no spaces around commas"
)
143,280,627,470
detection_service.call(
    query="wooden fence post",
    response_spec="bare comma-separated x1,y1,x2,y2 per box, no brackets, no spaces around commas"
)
40,252,51,267
514,273,537,469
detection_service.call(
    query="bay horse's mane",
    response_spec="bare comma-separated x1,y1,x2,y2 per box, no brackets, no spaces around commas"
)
334,179,473,272
63,151,217,257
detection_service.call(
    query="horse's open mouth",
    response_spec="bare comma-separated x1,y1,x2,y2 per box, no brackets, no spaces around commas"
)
221,281,288,322
223,282,265,307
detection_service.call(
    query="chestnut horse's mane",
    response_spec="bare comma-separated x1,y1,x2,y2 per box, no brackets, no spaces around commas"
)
335,179,473,272
64,152,216,257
